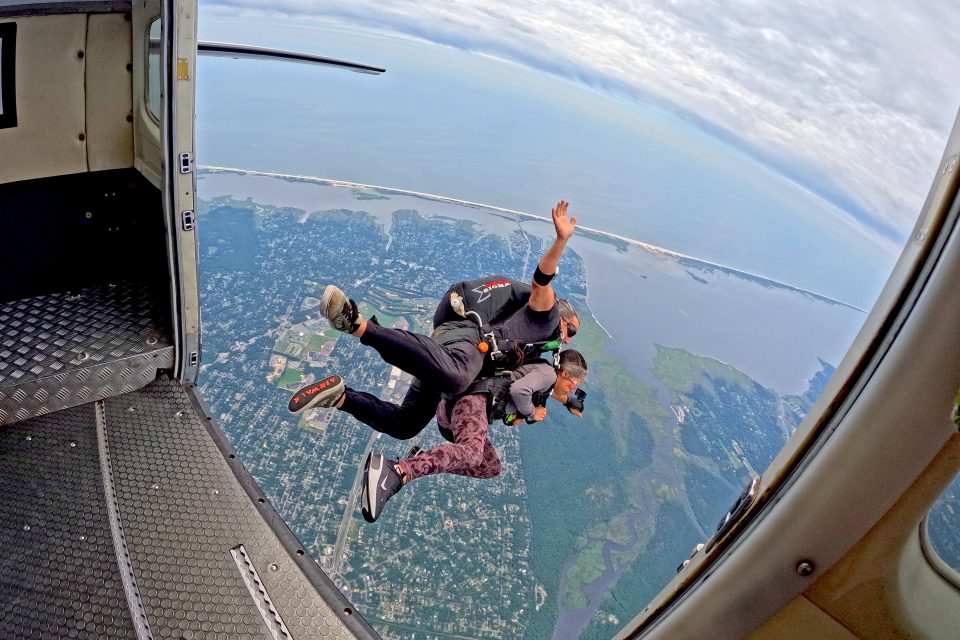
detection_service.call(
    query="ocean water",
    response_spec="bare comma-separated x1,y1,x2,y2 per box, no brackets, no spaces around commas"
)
196,18,902,311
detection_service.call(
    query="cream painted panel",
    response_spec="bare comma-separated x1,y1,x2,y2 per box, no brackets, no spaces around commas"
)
86,13,133,171
746,596,858,640
805,434,960,640
132,1,161,188
0,15,87,184
171,0,200,381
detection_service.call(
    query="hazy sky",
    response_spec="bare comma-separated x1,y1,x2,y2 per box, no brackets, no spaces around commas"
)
201,0,960,242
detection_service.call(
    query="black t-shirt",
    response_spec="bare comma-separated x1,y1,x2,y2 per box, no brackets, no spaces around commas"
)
495,303,560,345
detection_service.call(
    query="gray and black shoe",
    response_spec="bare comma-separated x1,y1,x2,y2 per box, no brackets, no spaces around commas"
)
287,375,345,413
361,452,405,523
319,284,361,333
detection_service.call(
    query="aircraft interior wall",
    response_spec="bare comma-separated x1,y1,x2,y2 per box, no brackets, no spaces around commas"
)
0,168,173,424
0,11,134,185
0,169,166,303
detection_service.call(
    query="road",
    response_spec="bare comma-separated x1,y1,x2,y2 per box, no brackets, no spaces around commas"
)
331,366,408,574
332,430,379,574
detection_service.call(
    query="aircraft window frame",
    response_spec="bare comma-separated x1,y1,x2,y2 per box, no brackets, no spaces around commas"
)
920,398,960,591
145,16,161,125
921,511,960,590
621,131,960,635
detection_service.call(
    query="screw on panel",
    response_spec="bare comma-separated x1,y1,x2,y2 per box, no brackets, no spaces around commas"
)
796,560,815,577
269,564,279,572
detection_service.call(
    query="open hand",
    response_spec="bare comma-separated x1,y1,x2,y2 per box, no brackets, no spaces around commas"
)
552,200,576,242
533,406,548,422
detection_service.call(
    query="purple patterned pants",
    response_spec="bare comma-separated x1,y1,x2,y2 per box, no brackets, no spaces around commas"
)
399,394,502,480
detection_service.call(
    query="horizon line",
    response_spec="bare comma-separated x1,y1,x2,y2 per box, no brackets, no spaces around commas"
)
197,164,867,314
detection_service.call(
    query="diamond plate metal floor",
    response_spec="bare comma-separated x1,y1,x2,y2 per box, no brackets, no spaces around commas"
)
0,281,173,425
103,378,373,639
1,380,376,639
0,404,138,639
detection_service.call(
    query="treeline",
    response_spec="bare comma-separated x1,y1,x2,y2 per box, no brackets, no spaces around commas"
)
581,501,702,640
520,388,629,640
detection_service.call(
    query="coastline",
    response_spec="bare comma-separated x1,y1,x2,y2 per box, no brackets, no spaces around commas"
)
200,165,865,314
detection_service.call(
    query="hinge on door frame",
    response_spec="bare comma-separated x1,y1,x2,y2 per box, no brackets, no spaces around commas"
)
179,152,193,174
181,210,195,231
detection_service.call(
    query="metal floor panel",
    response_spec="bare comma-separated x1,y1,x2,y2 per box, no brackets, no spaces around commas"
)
0,403,138,639
103,378,366,640
0,281,173,424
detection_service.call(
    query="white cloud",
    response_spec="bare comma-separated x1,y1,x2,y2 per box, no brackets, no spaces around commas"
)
202,0,960,239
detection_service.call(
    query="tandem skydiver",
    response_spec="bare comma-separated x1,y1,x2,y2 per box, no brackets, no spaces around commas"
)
360,349,589,522
288,200,582,439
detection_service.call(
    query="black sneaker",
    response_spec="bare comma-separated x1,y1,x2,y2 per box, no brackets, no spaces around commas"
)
319,284,361,333
287,375,345,413
361,452,404,523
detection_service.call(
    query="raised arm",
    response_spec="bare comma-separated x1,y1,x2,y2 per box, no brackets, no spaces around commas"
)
528,200,576,312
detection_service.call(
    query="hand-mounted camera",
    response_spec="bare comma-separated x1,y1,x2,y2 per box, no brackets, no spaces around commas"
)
565,388,587,412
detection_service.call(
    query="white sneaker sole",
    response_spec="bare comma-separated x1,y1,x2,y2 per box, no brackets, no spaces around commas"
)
363,452,388,523
319,284,353,331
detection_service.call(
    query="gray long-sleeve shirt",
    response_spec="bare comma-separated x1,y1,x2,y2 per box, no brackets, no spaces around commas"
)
505,362,557,419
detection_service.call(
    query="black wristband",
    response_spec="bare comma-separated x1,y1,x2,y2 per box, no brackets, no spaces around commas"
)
533,265,556,286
